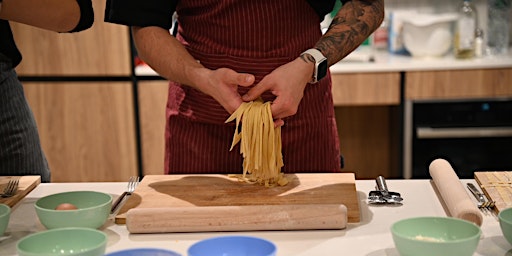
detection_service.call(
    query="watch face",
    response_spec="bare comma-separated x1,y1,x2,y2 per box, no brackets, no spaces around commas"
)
318,59,328,81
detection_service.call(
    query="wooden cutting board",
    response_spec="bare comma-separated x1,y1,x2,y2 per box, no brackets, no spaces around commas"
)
115,173,360,225
0,176,41,207
474,171,512,213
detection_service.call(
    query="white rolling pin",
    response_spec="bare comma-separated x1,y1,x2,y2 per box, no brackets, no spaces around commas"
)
126,204,347,233
429,158,483,226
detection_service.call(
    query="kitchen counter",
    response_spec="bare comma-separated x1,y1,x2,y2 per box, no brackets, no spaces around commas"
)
0,179,508,256
135,48,512,76
333,48,512,73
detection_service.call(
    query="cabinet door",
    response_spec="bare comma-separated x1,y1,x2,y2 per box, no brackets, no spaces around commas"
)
331,72,401,106
331,72,401,178
23,82,138,182
138,81,169,175
405,68,512,100
11,0,131,76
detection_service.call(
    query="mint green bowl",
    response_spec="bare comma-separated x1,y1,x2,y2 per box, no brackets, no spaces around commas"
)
499,207,512,245
391,216,481,256
17,227,107,256
0,204,11,236
35,191,112,229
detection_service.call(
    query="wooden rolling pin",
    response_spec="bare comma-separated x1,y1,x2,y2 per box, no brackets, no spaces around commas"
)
429,158,483,226
126,204,347,233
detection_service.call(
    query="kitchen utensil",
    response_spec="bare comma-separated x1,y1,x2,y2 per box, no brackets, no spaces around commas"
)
467,183,495,211
188,236,276,256
368,176,403,204
429,159,483,226
111,176,139,214
35,191,112,229
367,190,387,204
0,176,40,207
391,216,481,256
17,227,107,256
474,171,512,213
115,173,360,226
1,179,19,198
126,204,347,233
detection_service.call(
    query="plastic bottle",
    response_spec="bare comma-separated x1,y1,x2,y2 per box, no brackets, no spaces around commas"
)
475,28,484,57
454,0,478,59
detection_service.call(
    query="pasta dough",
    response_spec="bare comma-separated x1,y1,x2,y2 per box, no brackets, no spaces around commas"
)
226,99,287,187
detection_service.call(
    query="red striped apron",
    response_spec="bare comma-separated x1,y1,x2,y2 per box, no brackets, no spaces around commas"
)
165,0,341,174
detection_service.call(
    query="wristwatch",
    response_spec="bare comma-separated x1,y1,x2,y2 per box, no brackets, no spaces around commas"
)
301,48,328,84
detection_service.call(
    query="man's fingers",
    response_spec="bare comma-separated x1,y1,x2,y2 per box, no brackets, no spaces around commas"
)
237,74,255,86
242,81,268,101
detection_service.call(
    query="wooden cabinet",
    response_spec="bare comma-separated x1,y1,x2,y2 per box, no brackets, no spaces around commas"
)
331,72,401,179
405,68,512,100
331,72,401,105
23,82,138,182
138,81,169,175
11,0,131,76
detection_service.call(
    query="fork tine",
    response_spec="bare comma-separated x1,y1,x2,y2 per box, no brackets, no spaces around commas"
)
10,179,19,194
2,178,19,197
127,176,140,192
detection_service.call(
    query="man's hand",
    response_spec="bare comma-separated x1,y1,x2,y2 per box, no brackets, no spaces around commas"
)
199,68,255,114
241,57,313,126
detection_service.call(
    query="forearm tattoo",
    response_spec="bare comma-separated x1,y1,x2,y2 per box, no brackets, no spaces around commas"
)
315,0,385,66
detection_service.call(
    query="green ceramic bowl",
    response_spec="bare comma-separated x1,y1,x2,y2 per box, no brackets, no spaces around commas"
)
17,227,107,256
35,191,112,229
499,207,512,245
0,203,11,236
391,216,481,256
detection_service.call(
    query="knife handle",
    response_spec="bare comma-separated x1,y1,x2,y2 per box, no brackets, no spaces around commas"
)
111,191,128,214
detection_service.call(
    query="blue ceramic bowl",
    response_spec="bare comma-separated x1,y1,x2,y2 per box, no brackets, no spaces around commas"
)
106,248,181,256
188,236,276,256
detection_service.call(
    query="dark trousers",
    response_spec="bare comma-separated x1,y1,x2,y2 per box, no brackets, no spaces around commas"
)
0,57,50,182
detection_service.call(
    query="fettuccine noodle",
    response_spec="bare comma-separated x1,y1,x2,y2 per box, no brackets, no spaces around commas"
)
225,99,288,187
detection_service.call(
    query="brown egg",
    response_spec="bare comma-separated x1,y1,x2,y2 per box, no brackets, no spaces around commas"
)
55,203,78,210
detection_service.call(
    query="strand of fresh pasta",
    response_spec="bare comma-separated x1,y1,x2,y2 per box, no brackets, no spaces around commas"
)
226,100,287,187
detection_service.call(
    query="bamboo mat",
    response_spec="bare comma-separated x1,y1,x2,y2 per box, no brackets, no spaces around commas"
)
474,171,512,213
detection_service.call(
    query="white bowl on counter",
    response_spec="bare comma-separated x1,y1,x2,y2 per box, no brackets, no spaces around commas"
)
402,13,458,58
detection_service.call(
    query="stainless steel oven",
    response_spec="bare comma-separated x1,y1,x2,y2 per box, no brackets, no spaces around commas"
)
403,98,512,179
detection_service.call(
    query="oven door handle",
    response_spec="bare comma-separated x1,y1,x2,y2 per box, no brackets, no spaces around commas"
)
416,127,512,139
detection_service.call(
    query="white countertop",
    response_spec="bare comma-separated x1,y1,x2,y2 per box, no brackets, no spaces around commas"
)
0,179,508,256
135,48,512,76
332,48,512,73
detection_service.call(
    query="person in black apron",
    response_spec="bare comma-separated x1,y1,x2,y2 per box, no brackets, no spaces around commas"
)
0,0,94,182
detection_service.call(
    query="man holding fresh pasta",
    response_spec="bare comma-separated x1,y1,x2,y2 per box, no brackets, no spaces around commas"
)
105,0,384,176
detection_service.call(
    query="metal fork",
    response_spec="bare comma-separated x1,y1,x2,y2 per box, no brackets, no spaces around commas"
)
110,176,140,214
1,178,20,198
467,183,495,210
